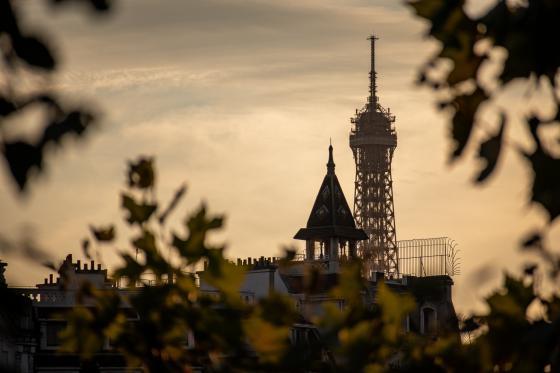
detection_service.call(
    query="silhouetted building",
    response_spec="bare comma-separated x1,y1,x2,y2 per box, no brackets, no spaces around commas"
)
4,256,138,373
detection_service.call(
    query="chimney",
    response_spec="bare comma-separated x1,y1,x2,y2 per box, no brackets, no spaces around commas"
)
91,260,95,271
49,274,53,284
44,278,48,284
84,263,88,270
97,264,101,270
77,260,81,270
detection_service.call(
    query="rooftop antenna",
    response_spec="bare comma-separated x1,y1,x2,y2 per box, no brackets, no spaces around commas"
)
368,33,379,109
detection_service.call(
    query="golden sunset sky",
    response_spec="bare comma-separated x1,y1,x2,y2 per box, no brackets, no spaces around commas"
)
1,0,558,314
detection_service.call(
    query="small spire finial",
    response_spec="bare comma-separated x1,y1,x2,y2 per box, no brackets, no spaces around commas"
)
368,33,379,108
327,141,335,174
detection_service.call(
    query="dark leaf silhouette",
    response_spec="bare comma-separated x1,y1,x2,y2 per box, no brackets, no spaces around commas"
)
127,157,155,190
0,97,17,117
11,35,56,70
40,110,95,147
523,263,538,276
158,183,187,224
89,225,115,242
50,0,113,12
460,316,480,333
2,141,43,190
475,113,506,183
81,238,91,259
121,193,157,225
407,0,560,225
521,232,542,249
0,0,110,193
450,87,487,159
524,148,560,220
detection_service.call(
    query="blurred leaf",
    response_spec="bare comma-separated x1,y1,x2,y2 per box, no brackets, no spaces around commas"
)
113,253,144,284
121,193,157,225
89,225,115,242
243,315,289,363
524,147,560,221
172,203,223,262
475,113,506,183
158,183,186,225
132,229,157,255
2,140,42,190
0,96,17,116
201,257,244,303
460,316,481,333
486,275,534,322
377,282,415,343
0,0,18,35
450,86,488,159
127,157,155,190
82,238,91,259
59,307,103,358
11,35,56,70
448,51,485,86
39,109,95,147
50,0,112,12
523,263,538,276
521,232,542,250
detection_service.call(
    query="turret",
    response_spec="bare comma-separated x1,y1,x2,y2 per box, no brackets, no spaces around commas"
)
294,144,367,272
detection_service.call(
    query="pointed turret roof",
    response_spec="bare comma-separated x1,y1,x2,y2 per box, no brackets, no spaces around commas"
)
294,145,367,241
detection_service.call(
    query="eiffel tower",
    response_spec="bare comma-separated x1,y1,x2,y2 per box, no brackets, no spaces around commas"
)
349,34,398,277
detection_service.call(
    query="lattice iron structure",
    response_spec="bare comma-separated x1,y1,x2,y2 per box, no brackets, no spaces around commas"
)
349,34,398,277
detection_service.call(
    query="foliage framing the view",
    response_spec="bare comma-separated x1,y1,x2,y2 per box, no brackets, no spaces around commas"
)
58,158,560,372
61,158,423,372
407,0,560,223
1,0,560,371
0,0,112,192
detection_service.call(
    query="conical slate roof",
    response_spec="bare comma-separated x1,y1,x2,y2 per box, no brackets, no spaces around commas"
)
294,145,367,241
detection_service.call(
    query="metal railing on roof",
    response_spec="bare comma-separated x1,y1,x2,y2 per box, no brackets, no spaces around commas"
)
398,237,460,277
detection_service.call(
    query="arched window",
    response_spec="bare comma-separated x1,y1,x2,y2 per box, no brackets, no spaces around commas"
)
421,306,437,335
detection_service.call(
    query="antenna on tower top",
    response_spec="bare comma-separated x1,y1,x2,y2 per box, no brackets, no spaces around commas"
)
367,34,379,109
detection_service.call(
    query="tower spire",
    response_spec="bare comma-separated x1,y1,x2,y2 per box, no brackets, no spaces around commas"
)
368,34,379,109
327,142,335,174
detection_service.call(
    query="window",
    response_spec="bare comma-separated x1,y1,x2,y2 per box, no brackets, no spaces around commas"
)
421,307,437,335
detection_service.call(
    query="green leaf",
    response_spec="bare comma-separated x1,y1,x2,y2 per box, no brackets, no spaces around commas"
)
475,113,506,183
201,255,245,303
121,193,157,225
377,282,416,343
243,315,290,363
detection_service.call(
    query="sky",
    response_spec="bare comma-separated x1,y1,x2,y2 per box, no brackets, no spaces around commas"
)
1,0,558,314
